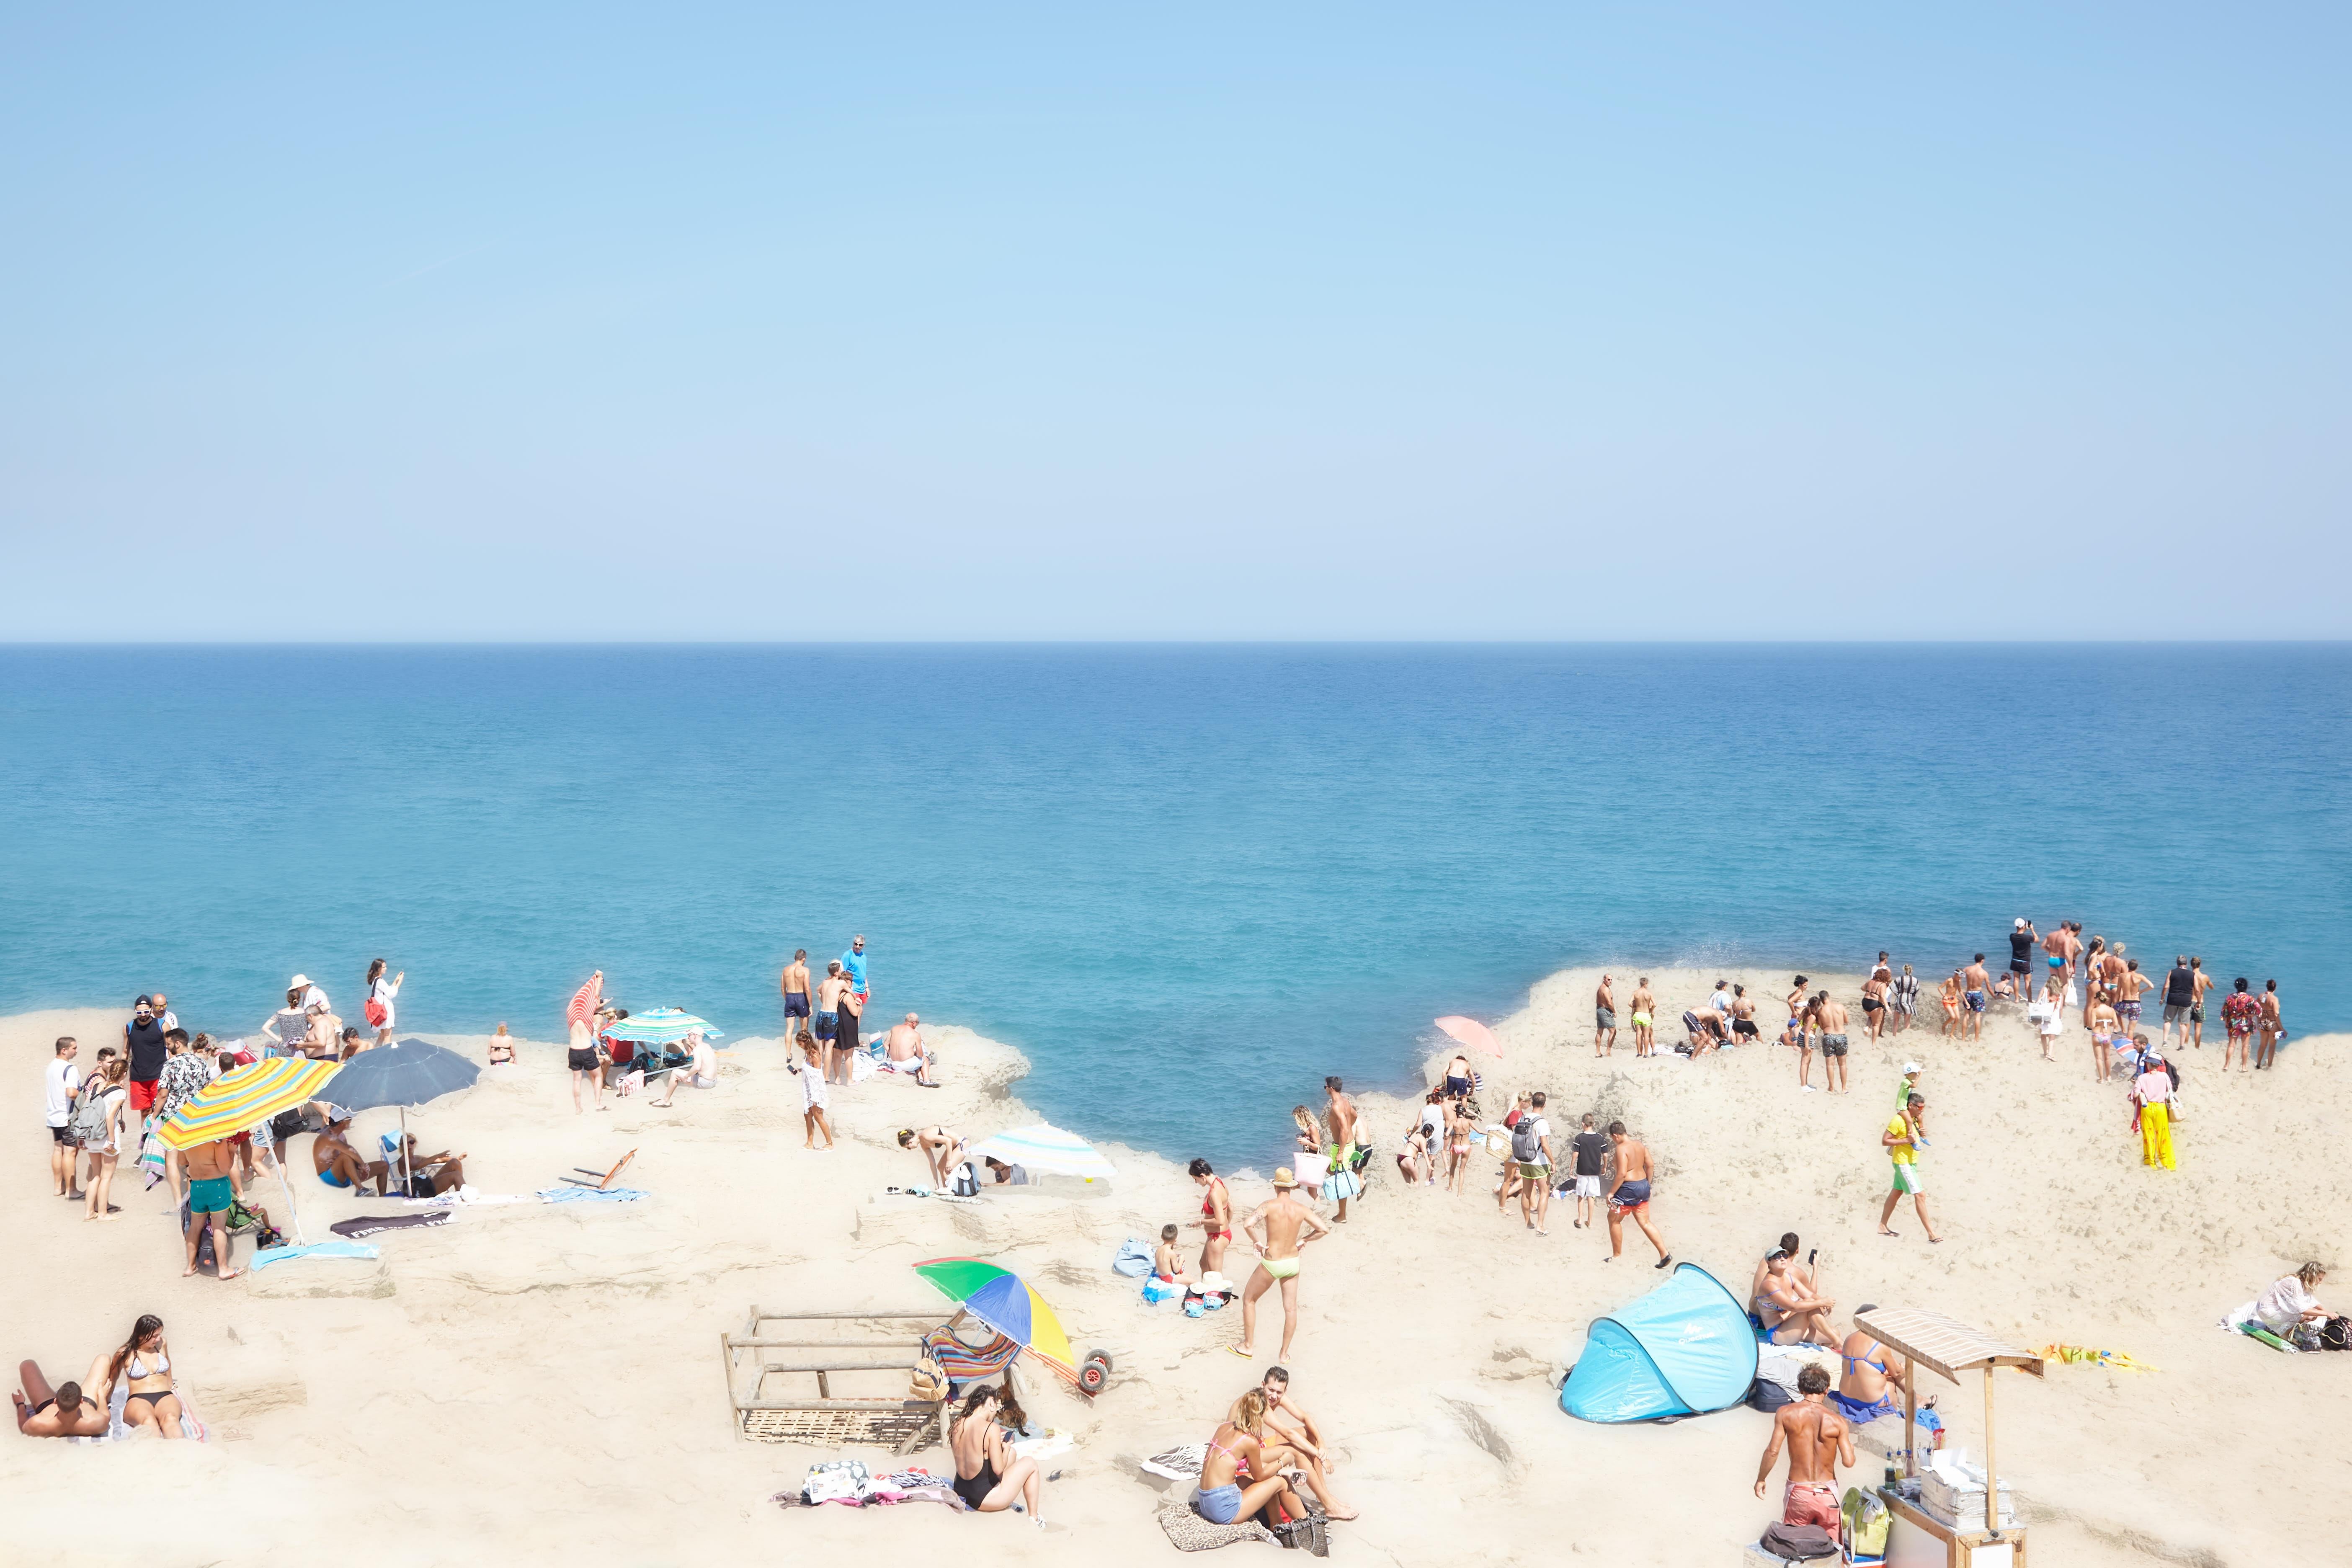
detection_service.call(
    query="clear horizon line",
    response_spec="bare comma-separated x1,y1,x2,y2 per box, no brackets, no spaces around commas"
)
4,636,2348,650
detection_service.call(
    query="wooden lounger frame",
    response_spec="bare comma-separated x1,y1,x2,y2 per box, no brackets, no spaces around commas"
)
721,1305,962,1455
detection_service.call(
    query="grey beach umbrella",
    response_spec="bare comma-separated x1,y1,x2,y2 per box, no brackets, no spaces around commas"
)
323,1039,481,1191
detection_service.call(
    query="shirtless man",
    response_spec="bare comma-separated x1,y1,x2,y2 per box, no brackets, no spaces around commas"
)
1816,993,1851,1094
1322,1077,1360,1222
12,1377,108,1438
650,1028,717,1106
1960,955,1994,1040
880,1013,939,1085
1594,975,1617,1057
1831,1305,1910,1423
1755,1252,1837,1347
1238,1366,1359,1520
814,962,850,1083
2189,957,2215,1049
1861,965,1890,1045
2119,960,2158,1036
2043,921,2073,990
1602,1121,1671,1268
779,949,812,1040
313,1114,391,1196
1234,1168,1333,1362
182,1137,241,1280
1754,1363,1854,1543
1629,977,1657,1057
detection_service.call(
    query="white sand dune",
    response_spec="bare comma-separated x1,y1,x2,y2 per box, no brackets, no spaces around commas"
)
5,969,2344,1565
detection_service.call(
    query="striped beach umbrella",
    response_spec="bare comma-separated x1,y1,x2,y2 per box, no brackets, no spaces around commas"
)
156,1057,341,1151
601,1008,721,1045
913,1257,1076,1376
965,1123,1117,1181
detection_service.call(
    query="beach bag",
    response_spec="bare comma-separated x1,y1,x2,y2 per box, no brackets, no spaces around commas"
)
1271,1510,1330,1556
364,999,388,1027
909,1353,950,1403
1842,1487,1891,1556
1111,1238,1155,1277
1510,1121,1543,1164
802,1459,873,1504
1755,1522,1839,1561
949,1161,980,1198
70,1087,113,1149
2320,1315,2351,1351
1746,1377,1795,1413
269,1108,307,1142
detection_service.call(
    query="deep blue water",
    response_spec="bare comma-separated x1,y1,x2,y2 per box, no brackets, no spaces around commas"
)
3,645,2345,1165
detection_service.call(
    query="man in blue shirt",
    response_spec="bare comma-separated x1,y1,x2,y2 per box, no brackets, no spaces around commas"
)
841,935,869,1001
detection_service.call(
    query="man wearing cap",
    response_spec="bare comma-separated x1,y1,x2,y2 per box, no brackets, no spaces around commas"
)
1895,1062,1923,1112
312,1111,392,1195
1233,1168,1332,1363
122,996,170,1123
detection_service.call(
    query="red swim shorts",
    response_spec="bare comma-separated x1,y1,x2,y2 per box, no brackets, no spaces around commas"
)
126,1078,159,1113
1783,1484,1841,1540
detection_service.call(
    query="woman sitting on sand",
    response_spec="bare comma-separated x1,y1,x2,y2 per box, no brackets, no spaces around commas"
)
949,1385,1046,1525
487,1024,514,1065
92,1315,183,1439
1192,1390,1310,1527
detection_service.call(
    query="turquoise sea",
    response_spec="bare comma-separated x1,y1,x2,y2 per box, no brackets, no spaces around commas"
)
3,645,2345,1165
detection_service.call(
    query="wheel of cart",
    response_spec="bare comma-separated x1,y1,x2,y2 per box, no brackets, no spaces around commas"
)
1078,1349,1113,1396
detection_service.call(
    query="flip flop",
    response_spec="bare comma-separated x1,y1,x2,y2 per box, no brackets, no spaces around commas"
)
1228,1345,1255,1359
1654,1255,1674,1269
1878,1229,1900,1237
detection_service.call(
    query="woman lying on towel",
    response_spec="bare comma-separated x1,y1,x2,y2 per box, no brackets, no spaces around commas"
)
94,1314,186,1439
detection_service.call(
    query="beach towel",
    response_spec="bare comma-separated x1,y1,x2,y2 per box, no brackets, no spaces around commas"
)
1111,1238,1155,1277
921,1324,1023,1383
330,1210,453,1239
1139,1442,1208,1481
248,1239,381,1271
537,1185,647,1204
1155,1498,1277,1552
107,1380,205,1442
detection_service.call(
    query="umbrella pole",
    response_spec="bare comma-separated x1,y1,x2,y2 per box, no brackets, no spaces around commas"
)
399,1106,410,1193
272,1145,306,1246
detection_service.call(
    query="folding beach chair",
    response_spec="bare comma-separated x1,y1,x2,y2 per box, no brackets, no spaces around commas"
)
563,1148,637,1190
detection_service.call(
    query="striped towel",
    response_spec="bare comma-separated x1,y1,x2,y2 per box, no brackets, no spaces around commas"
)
538,1185,647,1204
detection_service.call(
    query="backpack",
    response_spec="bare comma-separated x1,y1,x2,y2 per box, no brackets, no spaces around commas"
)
1511,1120,1544,1164
70,1085,114,1149
1756,1522,1839,1561
949,1161,980,1199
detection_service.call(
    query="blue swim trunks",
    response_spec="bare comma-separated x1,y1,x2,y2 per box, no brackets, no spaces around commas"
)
815,1011,838,1041
1611,1178,1651,1210
784,992,810,1018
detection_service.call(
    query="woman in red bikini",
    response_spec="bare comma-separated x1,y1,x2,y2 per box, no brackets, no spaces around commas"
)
1190,1158,1233,1279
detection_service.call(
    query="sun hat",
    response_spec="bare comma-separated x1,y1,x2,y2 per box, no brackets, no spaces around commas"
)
1903,1062,1924,1074
289,974,311,989
1271,1167,1297,1189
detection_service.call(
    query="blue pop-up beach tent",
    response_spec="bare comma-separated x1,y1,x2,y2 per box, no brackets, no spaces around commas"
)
1559,1262,1757,1423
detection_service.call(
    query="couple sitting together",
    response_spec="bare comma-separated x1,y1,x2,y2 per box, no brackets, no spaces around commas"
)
1748,1233,1914,1424
313,1113,466,1198
1190,1366,1357,1527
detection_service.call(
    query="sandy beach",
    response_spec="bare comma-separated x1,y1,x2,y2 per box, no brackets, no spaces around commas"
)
7,967,2345,1566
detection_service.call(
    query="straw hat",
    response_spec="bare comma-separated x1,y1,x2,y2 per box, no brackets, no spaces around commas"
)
1272,1167,1297,1189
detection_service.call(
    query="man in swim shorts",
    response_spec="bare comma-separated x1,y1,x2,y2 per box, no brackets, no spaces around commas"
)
182,1136,242,1281
1235,1168,1331,1362
780,949,811,1031
1629,977,1656,1057
1603,1121,1671,1268
1878,1094,1941,1243
1594,975,1617,1057
1756,1363,1853,1541
1321,1078,1361,1223
814,961,848,1081
1817,993,1850,1094
1960,955,1993,1040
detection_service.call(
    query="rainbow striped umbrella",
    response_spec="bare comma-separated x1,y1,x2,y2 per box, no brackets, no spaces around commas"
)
913,1257,1076,1376
157,1057,341,1151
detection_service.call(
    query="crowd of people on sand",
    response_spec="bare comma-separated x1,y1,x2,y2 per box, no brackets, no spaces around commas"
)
20,907,2328,1564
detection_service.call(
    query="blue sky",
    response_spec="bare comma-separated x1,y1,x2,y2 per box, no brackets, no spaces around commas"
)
3,5,2344,639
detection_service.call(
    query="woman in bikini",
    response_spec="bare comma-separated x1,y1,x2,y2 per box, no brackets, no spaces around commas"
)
1191,1158,1235,1278
897,1125,962,1190
1443,1096,1476,1194
949,1385,1045,1524
92,1315,182,1438
1939,972,1963,1037
1192,1389,1309,1527
487,1023,515,1065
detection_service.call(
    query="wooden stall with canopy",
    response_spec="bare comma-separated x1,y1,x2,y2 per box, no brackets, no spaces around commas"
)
1852,1308,2044,1567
